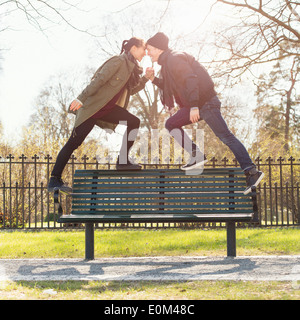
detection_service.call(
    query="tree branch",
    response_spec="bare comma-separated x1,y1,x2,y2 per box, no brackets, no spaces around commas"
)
217,0,300,40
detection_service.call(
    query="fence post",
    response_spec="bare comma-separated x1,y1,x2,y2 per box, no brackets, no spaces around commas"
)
289,157,296,224
0,154,299,229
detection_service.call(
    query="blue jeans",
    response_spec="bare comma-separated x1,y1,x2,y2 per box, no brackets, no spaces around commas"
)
165,96,255,172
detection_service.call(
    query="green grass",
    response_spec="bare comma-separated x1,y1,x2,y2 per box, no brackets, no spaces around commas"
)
0,228,300,258
1,228,299,300
1,280,299,300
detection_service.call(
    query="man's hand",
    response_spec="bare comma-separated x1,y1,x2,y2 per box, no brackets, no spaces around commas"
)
69,99,83,111
145,67,155,81
190,108,200,123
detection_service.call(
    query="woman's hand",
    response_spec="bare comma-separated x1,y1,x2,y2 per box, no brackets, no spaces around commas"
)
69,99,83,111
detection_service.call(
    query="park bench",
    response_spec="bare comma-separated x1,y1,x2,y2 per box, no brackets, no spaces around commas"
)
55,168,258,260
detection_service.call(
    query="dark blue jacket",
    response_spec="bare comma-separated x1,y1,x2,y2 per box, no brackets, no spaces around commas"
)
153,49,216,109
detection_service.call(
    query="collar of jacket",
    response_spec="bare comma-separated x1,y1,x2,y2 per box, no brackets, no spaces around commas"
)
157,49,172,66
121,52,137,71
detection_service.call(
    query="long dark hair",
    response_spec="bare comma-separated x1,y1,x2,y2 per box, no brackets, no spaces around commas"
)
120,37,144,90
120,37,144,54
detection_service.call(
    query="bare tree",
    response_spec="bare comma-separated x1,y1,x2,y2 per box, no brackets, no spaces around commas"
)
210,0,300,78
254,55,299,152
25,70,87,150
0,0,96,34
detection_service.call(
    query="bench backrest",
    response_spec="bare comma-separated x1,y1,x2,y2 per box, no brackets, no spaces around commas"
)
71,168,256,218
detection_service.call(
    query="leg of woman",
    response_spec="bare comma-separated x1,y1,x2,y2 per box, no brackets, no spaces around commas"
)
48,118,96,191
99,105,140,165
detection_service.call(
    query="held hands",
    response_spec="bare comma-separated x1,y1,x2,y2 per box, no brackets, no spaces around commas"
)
145,67,155,81
69,99,83,111
190,108,200,123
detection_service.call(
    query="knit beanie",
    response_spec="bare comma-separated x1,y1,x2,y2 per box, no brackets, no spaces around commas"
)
146,32,169,50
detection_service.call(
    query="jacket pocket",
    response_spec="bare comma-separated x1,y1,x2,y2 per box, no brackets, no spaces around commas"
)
109,74,124,86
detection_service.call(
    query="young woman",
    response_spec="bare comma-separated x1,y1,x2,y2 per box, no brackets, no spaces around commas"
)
48,37,148,192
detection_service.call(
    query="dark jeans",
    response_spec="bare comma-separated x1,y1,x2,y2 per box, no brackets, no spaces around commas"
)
165,96,255,172
51,105,140,177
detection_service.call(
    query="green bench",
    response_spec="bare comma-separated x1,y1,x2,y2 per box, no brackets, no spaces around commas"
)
55,168,258,260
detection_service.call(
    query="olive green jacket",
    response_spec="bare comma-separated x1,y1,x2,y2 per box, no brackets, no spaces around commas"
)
69,53,148,131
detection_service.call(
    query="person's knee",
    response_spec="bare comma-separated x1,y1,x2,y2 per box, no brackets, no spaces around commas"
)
165,118,174,132
127,115,140,130
218,132,236,146
134,116,140,129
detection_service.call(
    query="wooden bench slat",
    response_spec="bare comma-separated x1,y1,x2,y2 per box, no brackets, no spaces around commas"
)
73,173,246,179
72,198,252,204
71,203,253,210
74,168,244,173
72,187,245,194
58,212,254,223
70,192,252,199
73,176,247,183
72,182,245,189
70,209,254,215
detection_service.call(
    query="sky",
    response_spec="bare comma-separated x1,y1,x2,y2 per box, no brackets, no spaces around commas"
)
0,0,248,144
0,0,115,141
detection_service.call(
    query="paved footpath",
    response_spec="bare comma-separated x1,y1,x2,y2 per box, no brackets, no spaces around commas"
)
1,256,300,282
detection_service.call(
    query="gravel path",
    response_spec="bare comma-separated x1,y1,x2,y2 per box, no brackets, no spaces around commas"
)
1,256,300,282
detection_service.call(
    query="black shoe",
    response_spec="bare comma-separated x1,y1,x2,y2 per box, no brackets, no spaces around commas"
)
116,157,142,171
47,176,72,193
181,155,208,171
243,168,264,195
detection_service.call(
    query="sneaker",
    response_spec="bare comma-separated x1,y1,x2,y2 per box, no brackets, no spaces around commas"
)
47,176,72,193
181,155,208,171
243,168,264,195
116,157,142,171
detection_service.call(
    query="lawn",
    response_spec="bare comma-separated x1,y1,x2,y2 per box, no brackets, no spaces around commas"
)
0,228,299,300
1,280,299,300
0,228,299,258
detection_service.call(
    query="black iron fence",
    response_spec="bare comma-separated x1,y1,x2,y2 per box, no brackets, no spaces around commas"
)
0,154,299,229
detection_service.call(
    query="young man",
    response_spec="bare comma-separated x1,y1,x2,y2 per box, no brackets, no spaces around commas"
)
145,32,264,195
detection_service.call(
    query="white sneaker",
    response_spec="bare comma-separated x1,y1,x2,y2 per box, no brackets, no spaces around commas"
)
181,158,208,171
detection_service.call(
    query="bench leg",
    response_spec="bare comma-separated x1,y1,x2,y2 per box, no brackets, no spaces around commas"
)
85,223,94,260
226,222,236,257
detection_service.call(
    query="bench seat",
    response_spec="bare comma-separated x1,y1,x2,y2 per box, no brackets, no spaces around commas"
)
59,213,254,223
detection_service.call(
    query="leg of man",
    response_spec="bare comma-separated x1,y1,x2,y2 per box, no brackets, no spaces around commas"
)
165,107,206,169
200,96,264,194
199,96,255,171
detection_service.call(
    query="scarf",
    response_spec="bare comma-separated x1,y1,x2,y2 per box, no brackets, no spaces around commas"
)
126,52,143,90
157,49,176,111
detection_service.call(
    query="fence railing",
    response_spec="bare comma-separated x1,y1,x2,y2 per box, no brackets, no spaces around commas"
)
0,154,299,229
